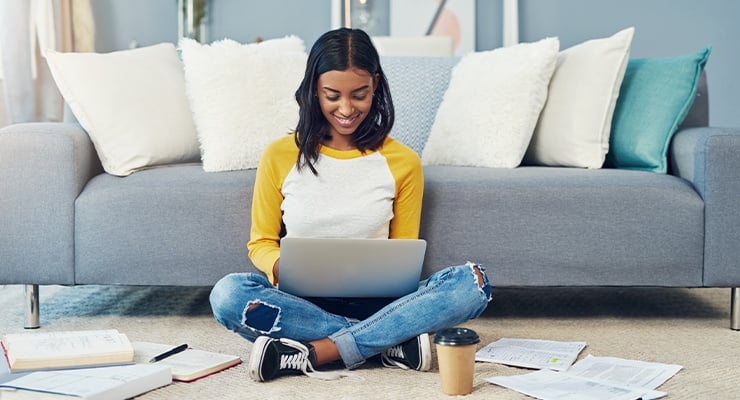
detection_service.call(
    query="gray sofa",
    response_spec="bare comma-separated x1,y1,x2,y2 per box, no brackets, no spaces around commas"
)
2,57,739,330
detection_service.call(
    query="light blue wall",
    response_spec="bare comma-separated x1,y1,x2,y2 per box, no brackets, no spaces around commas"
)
91,0,738,127
516,0,739,129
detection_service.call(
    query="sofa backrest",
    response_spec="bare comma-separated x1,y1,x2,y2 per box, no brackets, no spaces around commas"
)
679,70,709,129
381,56,709,156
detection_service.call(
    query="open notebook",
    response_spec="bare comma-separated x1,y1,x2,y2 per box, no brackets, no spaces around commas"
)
132,342,241,382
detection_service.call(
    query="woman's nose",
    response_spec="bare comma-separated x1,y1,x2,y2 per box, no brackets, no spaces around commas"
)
338,98,353,116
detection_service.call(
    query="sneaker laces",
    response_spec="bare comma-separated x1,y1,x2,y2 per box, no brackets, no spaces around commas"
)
381,344,410,370
278,338,355,380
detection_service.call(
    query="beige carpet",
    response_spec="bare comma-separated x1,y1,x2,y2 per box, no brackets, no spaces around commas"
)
1,284,738,399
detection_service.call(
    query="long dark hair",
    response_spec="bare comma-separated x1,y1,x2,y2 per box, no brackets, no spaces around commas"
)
294,28,394,175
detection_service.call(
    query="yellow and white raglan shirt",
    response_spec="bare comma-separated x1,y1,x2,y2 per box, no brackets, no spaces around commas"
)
248,134,424,284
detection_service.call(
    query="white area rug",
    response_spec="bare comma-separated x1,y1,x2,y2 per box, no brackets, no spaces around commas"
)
0,284,738,399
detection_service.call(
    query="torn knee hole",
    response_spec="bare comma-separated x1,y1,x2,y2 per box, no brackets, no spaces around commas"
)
467,263,492,302
473,266,485,287
243,301,281,334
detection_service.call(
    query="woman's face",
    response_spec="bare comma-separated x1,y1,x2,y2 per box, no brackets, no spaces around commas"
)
317,67,377,150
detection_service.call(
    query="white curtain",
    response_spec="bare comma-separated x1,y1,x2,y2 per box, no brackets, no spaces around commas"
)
0,0,95,128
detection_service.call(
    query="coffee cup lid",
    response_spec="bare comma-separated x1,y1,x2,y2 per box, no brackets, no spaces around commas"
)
433,327,480,346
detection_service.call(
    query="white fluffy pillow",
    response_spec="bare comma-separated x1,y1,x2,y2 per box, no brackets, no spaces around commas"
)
180,36,307,172
524,27,635,168
422,38,560,168
45,43,200,176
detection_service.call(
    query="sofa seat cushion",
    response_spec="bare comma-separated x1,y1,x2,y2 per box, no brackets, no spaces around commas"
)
75,164,256,285
420,166,704,286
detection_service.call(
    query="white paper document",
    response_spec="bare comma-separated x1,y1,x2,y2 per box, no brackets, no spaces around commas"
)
486,354,682,400
565,355,682,399
0,363,171,400
486,369,661,400
475,338,587,371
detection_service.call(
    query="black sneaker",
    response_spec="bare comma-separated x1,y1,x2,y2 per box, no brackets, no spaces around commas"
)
249,336,349,382
381,333,432,371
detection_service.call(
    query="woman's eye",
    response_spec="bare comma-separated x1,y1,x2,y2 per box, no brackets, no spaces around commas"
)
324,93,368,102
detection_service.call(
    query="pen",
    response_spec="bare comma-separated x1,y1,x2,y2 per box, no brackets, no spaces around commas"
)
149,343,188,363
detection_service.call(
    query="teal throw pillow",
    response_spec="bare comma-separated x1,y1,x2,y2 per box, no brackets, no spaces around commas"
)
606,47,711,173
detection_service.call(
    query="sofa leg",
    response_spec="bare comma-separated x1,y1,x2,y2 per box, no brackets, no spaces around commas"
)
24,284,40,329
732,288,740,331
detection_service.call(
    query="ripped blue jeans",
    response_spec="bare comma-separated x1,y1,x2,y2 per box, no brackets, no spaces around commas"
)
209,263,491,369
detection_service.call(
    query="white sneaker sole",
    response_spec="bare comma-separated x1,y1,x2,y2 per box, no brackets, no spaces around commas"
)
249,336,272,382
418,332,432,371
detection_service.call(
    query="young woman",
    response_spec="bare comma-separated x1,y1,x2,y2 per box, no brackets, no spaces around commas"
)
209,28,492,382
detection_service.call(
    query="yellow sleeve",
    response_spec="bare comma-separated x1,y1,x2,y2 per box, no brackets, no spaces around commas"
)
382,138,424,239
247,135,298,284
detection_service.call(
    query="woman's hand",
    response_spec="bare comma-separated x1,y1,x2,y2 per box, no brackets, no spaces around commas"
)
272,259,280,285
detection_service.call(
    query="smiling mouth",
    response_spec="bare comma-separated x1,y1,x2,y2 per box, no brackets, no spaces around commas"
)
333,114,359,128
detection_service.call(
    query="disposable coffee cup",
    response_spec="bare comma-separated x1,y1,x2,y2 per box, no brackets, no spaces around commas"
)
434,327,480,396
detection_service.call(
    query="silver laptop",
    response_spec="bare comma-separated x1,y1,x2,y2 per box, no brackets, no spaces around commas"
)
278,237,427,298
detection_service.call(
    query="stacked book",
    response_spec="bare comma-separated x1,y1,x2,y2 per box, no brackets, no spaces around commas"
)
0,329,241,399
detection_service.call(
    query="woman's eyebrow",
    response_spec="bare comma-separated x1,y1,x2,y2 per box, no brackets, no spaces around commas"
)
321,85,371,94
